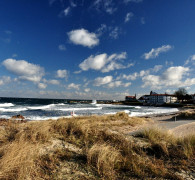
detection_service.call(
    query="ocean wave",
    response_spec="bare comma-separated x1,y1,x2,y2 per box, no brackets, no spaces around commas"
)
0,107,28,112
130,108,179,117
27,103,67,110
57,107,103,111
26,114,79,121
27,104,56,110
26,116,61,121
135,106,141,109
95,104,137,108
0,103,14,107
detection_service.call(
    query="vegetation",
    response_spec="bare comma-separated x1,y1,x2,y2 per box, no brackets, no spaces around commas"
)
174,87,193,103
178,109,195,119
0,113,194,179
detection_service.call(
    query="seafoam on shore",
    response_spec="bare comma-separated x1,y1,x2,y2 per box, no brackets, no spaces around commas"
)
0,99,179,120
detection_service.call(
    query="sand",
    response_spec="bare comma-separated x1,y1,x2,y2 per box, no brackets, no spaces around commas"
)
147,108,195,137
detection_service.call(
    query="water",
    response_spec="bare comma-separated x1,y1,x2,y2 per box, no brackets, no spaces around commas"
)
0,97,179,121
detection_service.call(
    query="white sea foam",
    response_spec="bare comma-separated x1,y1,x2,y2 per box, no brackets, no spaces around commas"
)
91,100,97,104
26,116,61,121
95,104,137,108
135,106,141,109
130,108,179,117
26,114,79,121
0,115,11,119
57,107,102,111
124,110,130,114
0,103,14,107
0,107,28,112
27,104,56,110
104,112,116,115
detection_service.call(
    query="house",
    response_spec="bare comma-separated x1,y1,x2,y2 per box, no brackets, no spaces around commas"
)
148,93,177,105
138,95,150,103
125,95,137,102
139,91,177,105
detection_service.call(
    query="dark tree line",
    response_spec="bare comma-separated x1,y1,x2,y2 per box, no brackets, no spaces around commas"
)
174,88,193,102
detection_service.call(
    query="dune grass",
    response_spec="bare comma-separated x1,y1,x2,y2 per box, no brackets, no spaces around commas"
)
178,109,195,119
0,112,194,179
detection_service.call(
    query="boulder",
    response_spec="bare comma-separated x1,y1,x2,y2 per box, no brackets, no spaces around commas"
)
11,114,25,120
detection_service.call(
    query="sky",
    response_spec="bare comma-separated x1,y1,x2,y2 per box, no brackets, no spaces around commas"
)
0,0,195,100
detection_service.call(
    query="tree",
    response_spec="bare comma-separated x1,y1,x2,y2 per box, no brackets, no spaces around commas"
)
174,88,187,102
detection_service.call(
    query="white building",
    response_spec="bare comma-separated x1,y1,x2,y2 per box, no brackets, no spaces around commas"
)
148,94,177,105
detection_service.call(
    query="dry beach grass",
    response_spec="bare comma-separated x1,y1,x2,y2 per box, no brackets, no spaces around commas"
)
0,112,194,179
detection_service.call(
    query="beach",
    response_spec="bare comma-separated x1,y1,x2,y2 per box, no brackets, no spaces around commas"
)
141,108,195,137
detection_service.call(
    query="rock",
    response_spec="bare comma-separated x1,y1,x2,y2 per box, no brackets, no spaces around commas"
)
11,114,25,120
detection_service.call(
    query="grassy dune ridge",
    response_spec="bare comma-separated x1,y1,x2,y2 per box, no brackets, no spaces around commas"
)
0,112,194,179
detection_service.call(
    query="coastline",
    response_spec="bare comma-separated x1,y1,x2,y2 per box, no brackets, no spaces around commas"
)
0,106,194,123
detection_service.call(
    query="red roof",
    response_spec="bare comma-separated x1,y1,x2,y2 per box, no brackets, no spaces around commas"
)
126,96,136,98
150,94,175,96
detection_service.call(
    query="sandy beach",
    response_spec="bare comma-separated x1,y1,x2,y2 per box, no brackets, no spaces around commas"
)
144,108,195,137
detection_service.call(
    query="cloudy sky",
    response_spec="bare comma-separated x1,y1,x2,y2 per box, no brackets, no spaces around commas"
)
0,0,195,100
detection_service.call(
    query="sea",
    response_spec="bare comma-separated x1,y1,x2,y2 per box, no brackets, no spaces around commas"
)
0,97,179,121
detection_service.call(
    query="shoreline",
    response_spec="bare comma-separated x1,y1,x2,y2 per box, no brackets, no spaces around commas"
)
0,106,194,122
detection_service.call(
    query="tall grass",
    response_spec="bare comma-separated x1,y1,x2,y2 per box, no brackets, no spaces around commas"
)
0,112,194,179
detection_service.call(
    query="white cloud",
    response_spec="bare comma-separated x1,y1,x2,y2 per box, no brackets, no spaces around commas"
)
142,66,195,89
117,64,163,81
106,81,131,88
124,0,143,3
139,70,150,77
120,72,138,81
84,88,90,92
109,27,119,39
152,65,163,72
107,81,122,88
64,7,70,16
184,54,195,65
80,53,107,71
56,69,68,79
192,55,195,61
93,0,117,14
49,80,60,85
0,76,11,86
101,62,133,73
68,29,99,48
2,59,44,83
38,83,47,89
0,80,3,86
79,52,129,72
0,88,130,100
125,12,134,23
143,45,173,60
96,24,107,36
123,82,132,87
94,76,113,86
43,79,60,85
67,83,80,90
58,44,66,51
70,0,77,7
162,66,188,82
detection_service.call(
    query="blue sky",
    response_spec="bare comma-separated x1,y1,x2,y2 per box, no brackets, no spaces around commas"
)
0,0,195,100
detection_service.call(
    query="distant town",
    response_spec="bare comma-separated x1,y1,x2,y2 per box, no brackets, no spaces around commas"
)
125,88,195,106
59,88,195,107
